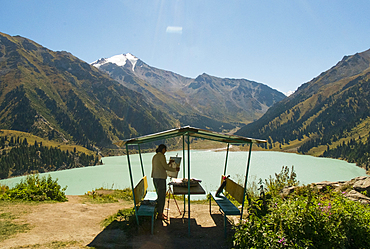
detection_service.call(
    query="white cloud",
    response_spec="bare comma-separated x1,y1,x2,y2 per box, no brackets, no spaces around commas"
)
166,26,183,34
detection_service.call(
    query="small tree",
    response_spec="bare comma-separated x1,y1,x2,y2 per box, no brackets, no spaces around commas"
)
264,166,299,196
5,174,68,201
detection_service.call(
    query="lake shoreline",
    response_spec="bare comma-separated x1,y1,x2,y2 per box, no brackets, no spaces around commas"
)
1,150,366,196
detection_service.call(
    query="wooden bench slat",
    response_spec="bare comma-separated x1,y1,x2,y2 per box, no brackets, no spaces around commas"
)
210,176,246,238
224,178,245,204
134,176,157,235
210,192,240,215
137,205,156,216
134,176,147,205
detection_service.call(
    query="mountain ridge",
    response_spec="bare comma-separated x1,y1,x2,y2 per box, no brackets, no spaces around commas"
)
92,53,286,128
236,48,370,167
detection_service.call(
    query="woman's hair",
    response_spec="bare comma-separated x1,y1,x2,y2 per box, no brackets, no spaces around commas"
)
156,144,167,153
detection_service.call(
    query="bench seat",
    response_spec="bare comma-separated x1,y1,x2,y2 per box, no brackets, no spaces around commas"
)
210,191,240,215
137,192,157,217
137,203,156,217
209,176,246,238
134,177,157,234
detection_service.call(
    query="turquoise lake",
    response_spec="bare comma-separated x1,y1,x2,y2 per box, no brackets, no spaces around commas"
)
0,150,367,197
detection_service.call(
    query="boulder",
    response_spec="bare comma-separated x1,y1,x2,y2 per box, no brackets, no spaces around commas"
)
345,190,370,205
280,186,295,197
312,181,338,191
353,177,370,194
278,176,370,204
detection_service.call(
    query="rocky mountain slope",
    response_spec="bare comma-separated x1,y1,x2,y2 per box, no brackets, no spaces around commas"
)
236,48,370,160
0,32,176,148
92,54,286,131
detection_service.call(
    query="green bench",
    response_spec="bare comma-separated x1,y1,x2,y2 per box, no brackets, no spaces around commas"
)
133,176,157,234
209,176,246,238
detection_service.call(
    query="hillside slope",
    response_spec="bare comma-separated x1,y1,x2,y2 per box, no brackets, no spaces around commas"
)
236,49,370,160
0,32,176,148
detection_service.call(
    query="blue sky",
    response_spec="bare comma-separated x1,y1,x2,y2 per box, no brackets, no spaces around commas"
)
1,1,370,94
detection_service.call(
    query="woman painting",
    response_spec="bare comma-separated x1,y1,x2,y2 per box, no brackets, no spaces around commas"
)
151,144,179,220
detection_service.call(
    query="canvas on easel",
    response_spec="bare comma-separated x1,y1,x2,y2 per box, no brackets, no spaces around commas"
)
167,156,181,178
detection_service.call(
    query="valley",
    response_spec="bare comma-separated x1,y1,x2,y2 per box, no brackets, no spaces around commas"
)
1,31,370,177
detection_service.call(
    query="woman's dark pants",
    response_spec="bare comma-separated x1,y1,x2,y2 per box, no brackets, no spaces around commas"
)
153,178,166,215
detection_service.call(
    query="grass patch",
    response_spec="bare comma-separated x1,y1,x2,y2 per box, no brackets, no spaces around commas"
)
101,208,140,236
11,240,85,248
83,187,210,206
83,187,133,204
0,199,49,242
0,220,29,242
0,209,30,242
0,129,95,156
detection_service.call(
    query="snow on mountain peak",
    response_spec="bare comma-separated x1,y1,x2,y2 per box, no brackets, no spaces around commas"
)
92,53,139,71
126,53,139,71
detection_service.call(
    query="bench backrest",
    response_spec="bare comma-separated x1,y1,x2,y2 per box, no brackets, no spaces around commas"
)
134,176,148,205
222,175,245,204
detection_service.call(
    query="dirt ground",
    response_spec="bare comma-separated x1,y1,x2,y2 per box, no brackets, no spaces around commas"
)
1,196,236,249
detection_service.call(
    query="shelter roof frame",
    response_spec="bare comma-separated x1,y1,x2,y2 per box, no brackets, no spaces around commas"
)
123,125,267,145
123,125,266,236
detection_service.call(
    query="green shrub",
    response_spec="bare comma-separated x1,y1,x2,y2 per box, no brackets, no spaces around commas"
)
237,174,260,200
0,184,8,196
244,166,299,218
264,166,299,196
234,176,370,248
234,189,370,248
109,188,133,201
4,174,67,202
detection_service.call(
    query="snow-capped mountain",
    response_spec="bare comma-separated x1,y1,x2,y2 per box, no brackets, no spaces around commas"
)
92,53,139,71
91,53,286,130
92,53,192,91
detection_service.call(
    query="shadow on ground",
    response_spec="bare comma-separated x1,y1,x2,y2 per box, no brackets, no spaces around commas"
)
88,213,235,249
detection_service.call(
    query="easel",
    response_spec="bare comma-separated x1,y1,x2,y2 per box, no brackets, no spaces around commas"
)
166,182,182,217
165,156,182,218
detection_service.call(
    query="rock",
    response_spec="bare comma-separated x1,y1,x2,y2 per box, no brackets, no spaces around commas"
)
311,181,341,191
280,186,295,197
313,181,332,189
353,177,370,194
345,176,366,186
353,176,368,181
279,176,370,204
345,190,370,205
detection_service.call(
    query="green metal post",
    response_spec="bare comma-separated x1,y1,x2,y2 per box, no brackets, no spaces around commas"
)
138,144,145,177
183,135,186,178
126,144,139,225
187,134,191,236
183,135,186,212
241,143,253,220
223,143,230,176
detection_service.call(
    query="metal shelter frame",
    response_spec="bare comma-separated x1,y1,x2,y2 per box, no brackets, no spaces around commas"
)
123,126,266,236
